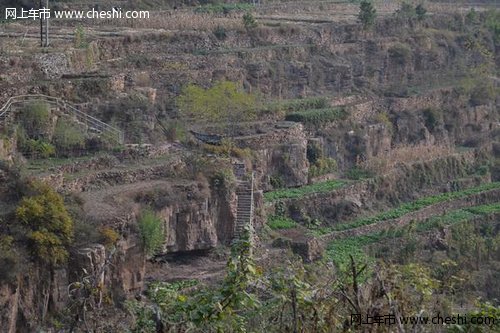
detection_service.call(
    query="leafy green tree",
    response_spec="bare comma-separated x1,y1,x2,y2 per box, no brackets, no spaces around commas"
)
177,80,257,134
16,181,74,266
359,1,376,30
138,209,164,256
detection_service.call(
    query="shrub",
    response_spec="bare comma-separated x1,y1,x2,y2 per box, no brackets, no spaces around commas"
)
396,2,416,20
485,10,500,43
203,140,252,159
422,108,442,131
243,13,257,30
213,25,227,40
74,25,87,48
466,8,478,25
470,82,495,106
20,102,50,139
345,167,373,180
415,4,426,21
388,43,411,65
285,108,347,125
138,209,164,256
20,139,56,159
99,227,120,248
376,112,393,132
269,174,285,189
16,181,74,266
309,157,338,178
85,136,114,153
53,118,86,156
0,235,19,283
211,168,236,191
307,141,322,164
359,1,376,30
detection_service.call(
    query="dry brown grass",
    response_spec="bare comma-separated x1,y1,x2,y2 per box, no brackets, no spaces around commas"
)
91,11,243,31
360,144,455,175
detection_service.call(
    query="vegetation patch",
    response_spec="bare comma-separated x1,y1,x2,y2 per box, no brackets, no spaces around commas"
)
285,107,347,125
264,179,347,202
138,209,164,256
267,216,297,230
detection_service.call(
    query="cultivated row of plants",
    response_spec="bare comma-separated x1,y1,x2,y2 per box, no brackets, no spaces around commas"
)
326,202,500,273
264,179,347,202
319,182,500,234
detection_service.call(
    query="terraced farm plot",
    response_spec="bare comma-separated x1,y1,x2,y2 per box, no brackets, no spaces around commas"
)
264,179,347,201
311,182,500,235
326,203,500,272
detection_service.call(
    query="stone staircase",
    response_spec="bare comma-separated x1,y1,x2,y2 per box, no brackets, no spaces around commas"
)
233,165,255,240
0,94,124,144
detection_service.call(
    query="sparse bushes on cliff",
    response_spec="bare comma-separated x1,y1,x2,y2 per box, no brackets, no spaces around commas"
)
0,235,19,283
15,181,74,266
138,209,164,256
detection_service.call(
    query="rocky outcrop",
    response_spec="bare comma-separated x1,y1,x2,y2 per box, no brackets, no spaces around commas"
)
234,122,309,190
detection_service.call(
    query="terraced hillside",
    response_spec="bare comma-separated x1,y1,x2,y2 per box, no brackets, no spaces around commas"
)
0,0,499,332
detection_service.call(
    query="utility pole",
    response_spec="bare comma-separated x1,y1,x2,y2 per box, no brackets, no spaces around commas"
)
45,0,49,47
39,0,43,47
39,0,49,47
